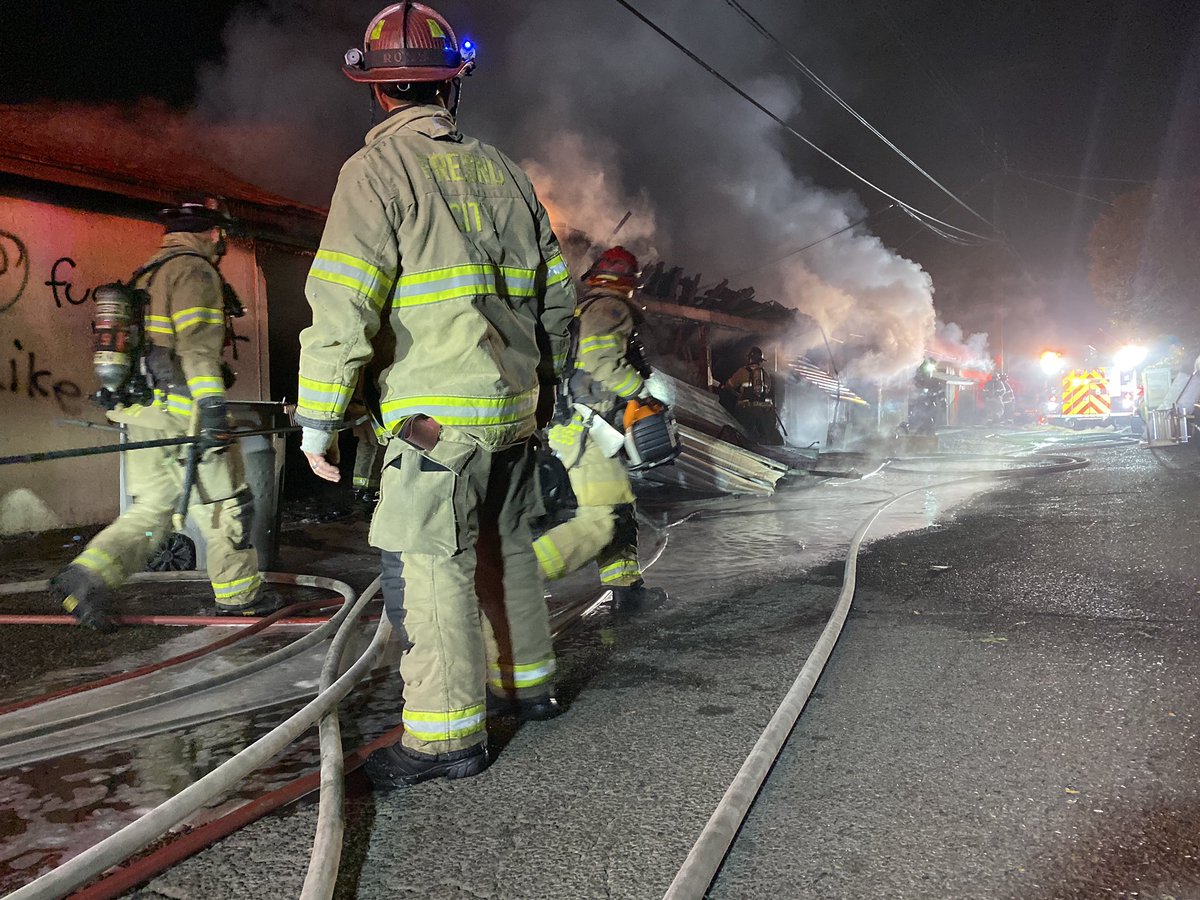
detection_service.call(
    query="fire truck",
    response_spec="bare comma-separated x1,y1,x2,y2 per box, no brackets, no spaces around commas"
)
1044,368,1141,429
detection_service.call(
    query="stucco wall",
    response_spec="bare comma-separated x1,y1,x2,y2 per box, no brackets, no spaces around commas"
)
0,197,269,535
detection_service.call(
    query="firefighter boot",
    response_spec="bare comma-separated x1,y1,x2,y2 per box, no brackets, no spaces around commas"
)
487,691,564,722
364,742,489,789
50,566,117,633
213,591,286,618
610,580,667,614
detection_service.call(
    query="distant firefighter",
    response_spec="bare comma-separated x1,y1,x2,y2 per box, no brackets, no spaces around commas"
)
982,372,1015,425
346,377,384,509
905,359,946,436
723,346,785,445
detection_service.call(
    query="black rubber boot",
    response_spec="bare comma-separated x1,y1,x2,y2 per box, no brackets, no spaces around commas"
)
609,580,667,614
213,591,286,618
49,566,117,633
487,691,564,722
364,742,489,789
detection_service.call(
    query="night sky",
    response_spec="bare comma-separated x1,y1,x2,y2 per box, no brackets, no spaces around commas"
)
3,1,1198,373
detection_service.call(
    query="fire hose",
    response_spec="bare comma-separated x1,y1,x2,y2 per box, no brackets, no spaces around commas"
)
663,453,1090,900
0,572,356,763
6,577,388,900
0,511,676,897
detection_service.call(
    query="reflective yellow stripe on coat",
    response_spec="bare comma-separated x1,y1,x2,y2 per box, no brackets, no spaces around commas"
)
309,250,393,309
392,263,539,308
378,388,538,431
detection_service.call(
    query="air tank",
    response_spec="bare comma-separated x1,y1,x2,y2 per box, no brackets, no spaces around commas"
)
92,283,133,393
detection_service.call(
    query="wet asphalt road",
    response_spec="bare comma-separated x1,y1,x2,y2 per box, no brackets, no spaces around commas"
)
712,443,1200,900
10,438,1194,899
119,440,1200,900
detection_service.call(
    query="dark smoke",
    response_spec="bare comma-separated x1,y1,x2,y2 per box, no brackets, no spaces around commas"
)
191,0,989,378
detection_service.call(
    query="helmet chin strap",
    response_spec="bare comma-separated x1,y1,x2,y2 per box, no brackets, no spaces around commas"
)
446,77,463,118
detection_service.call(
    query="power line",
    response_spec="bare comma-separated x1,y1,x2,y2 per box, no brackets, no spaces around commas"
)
868,0,1006,171
720,0,994,230
1006,170,1114,206
732,204,897,278
1014,170,1151,186
610,0,993,244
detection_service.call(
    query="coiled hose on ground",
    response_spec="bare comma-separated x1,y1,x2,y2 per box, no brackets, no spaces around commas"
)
0,573,358,765
6,576,387,900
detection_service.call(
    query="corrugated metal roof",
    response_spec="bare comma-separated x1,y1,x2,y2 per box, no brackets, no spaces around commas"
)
786,357,869,406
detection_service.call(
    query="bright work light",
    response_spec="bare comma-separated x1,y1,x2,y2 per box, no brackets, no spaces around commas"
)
1113,345,1147,370
1039,351,1064,375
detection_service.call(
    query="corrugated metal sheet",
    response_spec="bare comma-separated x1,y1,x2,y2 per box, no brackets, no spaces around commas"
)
649,371,750,441
786,356,869,406
644,425,789,496
634,372,790,494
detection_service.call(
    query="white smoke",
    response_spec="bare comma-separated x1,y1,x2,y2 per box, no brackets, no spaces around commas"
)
191,0,965,379
519,132,659,265
932,319,992,369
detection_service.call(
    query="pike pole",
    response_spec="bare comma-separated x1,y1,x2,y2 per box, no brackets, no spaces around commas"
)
0,426,305,467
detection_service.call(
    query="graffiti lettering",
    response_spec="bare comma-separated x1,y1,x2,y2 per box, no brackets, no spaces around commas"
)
45,257,93,308
0,231,30,314
1,339,84,413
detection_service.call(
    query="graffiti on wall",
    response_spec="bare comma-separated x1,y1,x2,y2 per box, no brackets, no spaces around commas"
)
45,257,93,308
0,231,30,313
1,338,83,412
1,226,254,416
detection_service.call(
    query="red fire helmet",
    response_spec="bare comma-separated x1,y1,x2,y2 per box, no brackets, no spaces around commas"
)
584,246,640,293
343,2,475,84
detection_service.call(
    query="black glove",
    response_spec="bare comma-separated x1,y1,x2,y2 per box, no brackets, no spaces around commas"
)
230,487,256,551
197,397,232,449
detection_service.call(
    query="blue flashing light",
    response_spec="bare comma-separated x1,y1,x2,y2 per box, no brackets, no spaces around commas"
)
461,39,476,62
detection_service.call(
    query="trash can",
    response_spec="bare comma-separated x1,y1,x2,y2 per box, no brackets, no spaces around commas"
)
120,401,289,572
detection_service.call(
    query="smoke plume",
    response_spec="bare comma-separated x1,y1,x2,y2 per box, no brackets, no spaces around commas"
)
191,0,976,379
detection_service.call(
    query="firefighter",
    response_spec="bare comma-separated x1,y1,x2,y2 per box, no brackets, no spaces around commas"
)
983,371,1014,425
297,2,576,786
723,346,784,445
346,378,384,508
532,247,668,613
49,199,263,632
907,358,944,435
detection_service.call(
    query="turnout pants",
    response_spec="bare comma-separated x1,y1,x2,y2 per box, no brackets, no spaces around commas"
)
533,417,642,588
372,429,555,755
73,407,260,607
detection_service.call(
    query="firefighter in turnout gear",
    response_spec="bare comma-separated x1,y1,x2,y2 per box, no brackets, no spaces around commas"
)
532,247,668,614
297,1,576,786
347,376,384,508
49,199,263,632
723,346,784,445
